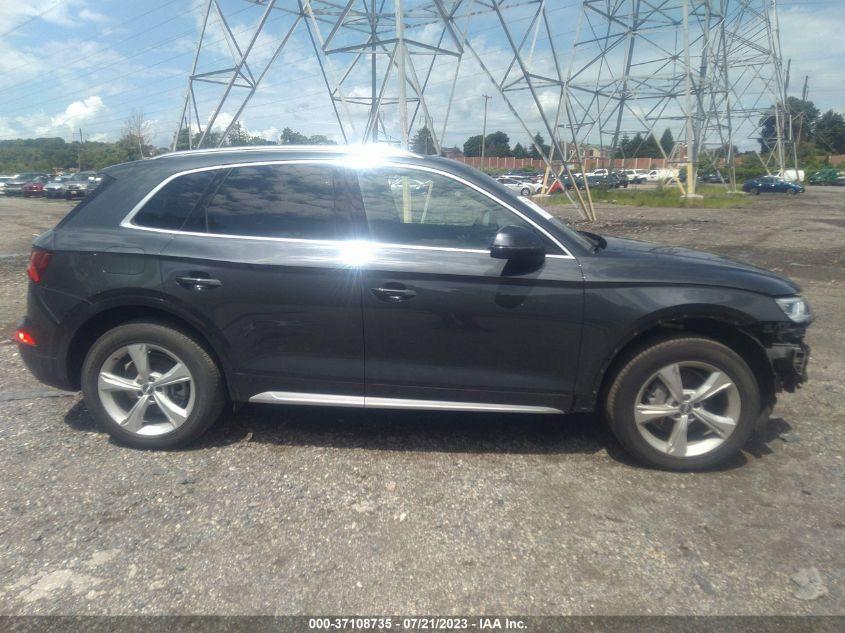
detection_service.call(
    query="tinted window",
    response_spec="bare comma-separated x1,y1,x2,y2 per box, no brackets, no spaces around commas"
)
357,167,552,250
189,164,343,240
134,171,216,231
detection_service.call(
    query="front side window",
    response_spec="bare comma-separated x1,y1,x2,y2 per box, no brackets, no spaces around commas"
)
357,167,553,251
186,164,344,240
133,171,216,231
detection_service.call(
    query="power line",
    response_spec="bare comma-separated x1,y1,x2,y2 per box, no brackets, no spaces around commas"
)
0,0,190,92
0,0,66,38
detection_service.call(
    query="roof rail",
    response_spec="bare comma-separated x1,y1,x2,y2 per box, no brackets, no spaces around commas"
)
151,144,419,160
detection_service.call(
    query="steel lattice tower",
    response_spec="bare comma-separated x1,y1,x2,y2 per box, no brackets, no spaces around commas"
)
173,0,788,219
562,0,788,194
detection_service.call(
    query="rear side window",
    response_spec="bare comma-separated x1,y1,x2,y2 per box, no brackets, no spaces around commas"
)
133,171,216,230
185,164,344,240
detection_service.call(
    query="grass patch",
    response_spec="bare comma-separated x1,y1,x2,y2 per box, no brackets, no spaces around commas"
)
557,184,749,208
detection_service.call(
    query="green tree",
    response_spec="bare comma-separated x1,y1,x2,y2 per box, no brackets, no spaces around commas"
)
280,127,309,145
512,142,527,159
814,110,845,154
411,125,436,154
484,131,511,157
528,132,549,160
306,134,336,145
463,134,483,157
659,128,675,155
759,97,820,153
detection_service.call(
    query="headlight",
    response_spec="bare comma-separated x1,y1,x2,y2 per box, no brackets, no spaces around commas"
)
775,296,812,323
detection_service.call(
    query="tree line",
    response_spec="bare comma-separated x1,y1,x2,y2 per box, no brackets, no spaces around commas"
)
413,125,678,160
760,98,845,156
0,118,336,173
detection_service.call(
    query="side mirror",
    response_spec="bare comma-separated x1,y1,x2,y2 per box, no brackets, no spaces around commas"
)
490,225,545,262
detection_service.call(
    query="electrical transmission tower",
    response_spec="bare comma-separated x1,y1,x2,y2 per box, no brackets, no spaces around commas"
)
173,0,598,219
173,0,471,152
562,0,788,194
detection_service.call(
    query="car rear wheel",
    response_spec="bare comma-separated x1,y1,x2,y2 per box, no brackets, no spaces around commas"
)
750,187,760,195
81,321,227,449
605,336,760,471
520,187,531,196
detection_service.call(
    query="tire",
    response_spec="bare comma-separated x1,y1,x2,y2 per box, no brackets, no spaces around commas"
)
787,189,797,195
605,336,760,471
751,187,760,195
520,187,531,196
81,321,227,449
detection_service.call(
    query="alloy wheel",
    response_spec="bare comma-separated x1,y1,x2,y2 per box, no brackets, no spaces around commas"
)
97,343,195,436
634,361,741,458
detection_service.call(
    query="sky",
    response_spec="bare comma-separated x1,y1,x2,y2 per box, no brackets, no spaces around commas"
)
0,0,842,150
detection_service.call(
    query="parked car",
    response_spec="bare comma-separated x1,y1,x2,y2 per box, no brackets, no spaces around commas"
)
623,169,647,184
496,176,540,196
698,171,725,184
44,175,73,198
22,175,51,197
645,169,678,183
3,172,48,196
807,169,845,186
0,175,14,193
16,145,812,470
64,171,98,199
610,171,629,188
742,175,804,195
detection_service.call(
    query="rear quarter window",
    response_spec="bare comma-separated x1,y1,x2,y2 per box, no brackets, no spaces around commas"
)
55,174,116,229
132,171,217,231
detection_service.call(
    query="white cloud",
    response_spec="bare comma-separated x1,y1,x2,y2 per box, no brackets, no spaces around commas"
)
51,96,107,131
78,8,109,24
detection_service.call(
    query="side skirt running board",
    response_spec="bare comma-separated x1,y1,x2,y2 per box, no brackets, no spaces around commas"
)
248,391,563,414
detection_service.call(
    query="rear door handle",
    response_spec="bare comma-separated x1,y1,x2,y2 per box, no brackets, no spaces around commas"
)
176,276,222,290
371,286,416,302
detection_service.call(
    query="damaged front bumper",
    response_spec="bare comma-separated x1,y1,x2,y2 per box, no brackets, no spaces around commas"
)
766,341,810,392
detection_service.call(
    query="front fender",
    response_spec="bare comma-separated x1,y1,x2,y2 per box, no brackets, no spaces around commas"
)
573,284,788,402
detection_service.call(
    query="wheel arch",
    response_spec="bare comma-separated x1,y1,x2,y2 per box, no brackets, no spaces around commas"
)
584,311,776,414
63,298,236,399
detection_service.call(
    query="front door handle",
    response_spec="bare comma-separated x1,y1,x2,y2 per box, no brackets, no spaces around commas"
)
371,286,416,302
176,276,222,291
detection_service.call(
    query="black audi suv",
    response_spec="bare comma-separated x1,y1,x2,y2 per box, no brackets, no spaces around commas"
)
16,146,811,470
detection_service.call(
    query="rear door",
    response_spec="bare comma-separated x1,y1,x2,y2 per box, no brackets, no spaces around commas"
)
152,162,365,401
353,164,584,412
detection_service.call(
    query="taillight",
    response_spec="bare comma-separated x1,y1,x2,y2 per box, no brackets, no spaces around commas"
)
15,329,37,346
26,248,52,283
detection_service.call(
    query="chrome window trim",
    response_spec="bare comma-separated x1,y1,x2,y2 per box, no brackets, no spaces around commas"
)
249,391,563,414
149,144,419,161
120,158,575,259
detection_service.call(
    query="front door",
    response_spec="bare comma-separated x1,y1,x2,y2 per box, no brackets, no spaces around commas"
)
156,162,365,401
353,165,584,412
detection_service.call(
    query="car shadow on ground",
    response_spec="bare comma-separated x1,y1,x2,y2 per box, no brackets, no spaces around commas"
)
62,400,794,471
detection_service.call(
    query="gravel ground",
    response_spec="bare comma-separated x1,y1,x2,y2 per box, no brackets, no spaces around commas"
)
0,190,842,615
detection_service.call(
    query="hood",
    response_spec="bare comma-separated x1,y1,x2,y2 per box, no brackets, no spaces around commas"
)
586,235,800,296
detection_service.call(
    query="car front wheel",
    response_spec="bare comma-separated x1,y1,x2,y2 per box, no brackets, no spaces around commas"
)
81,321,227,449
605,336,760,471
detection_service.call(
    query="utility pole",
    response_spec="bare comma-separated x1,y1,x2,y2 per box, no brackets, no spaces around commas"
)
77,127,83,171
480,94,491,168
